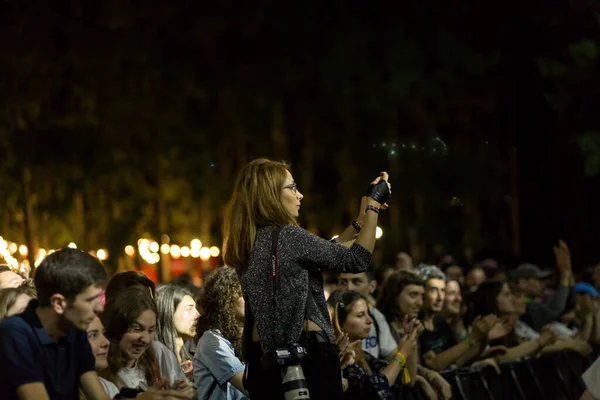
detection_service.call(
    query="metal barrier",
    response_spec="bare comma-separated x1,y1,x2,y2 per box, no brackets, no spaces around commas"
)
437,350,594,400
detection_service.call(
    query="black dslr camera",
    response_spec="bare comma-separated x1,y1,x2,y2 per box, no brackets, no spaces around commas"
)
273,343,307,366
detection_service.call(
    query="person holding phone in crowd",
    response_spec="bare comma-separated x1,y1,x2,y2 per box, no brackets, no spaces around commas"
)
222,158,391,399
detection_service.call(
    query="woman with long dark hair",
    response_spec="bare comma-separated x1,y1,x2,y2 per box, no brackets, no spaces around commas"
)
155,285,200,378
328,290,417,399
193,267,246,399
468,281,557,361
378,270,453,400
223,158,391,399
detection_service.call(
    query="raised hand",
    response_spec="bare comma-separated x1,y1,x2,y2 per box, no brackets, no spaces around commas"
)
488,317,513,341
553,240,572,273
413,319,425,337
471,314,497,341
336,332,358,369
398,328,419,356
366,172,391,206
180,360,193,377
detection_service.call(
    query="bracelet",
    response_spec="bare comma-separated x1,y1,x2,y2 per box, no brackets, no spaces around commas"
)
395,351,407,364
393,356,405,368
365,205,380,214
536,337,542,347
351,220,362,232
463,336,472,347
394,352,411,384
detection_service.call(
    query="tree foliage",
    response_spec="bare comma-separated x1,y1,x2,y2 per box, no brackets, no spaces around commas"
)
1,1,597,272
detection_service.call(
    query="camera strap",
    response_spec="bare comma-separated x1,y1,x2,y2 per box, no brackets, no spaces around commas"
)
271,227,313,348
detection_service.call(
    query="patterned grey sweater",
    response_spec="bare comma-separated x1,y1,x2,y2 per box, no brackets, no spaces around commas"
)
241,224,372,354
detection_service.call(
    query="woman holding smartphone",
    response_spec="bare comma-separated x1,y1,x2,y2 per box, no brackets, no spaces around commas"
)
223,158,391,399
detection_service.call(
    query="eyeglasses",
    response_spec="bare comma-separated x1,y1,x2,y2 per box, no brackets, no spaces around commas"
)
283,182,299,194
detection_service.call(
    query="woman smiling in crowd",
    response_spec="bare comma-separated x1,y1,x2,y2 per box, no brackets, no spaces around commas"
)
378,270,453,400
101,286,194,398
328,290,418,399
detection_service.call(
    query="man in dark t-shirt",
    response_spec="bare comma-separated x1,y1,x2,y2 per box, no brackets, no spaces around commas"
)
419,313,457,356
0,248,109,400
416,264,489,371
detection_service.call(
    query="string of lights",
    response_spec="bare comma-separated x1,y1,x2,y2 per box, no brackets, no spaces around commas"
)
0,235,222,272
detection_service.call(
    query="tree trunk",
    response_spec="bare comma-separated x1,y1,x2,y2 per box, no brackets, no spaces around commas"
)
271,100,289,159
21,166,37,269
509,148,521,258
157,154,171,283
73,190,86,248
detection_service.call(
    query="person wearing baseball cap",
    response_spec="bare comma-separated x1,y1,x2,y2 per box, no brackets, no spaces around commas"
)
575,282,598,299
514,241,574,332
571,282,600,343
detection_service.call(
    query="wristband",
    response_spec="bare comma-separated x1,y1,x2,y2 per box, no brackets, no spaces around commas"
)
393,356,405,368
394,352,411,384
536,337,542,347
395,351,407,364
463,336,472,347
365,205,380,214
351,220,362,232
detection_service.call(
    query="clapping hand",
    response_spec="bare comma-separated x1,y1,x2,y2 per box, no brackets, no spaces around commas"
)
553,240,572,282
398,327,419,356
471,314,497,342
136,378,191,400
180,360,193,377
488,317,513,341
336,333,358,369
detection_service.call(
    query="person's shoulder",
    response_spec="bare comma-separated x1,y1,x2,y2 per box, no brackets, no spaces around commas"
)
0,313,33,334
433,313,448,325
199,329,230,349
281,225,322,243
369,307,386,320
281,224,308,235
99,377,120,398
151,340,173,356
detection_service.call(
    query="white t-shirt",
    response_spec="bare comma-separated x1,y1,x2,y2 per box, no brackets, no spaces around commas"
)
99,377,120,398
583,356,600,399
115,341,187,391
362,307,397,359
514,320,540,342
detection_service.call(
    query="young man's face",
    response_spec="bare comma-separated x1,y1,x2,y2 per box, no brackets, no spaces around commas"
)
424,278,446,313
338,272,375,299
63,285,104,330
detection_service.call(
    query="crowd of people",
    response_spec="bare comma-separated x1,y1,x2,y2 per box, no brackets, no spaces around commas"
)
0,157,599,400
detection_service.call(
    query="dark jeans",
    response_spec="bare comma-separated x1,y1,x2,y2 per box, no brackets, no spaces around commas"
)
245,332,343,400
